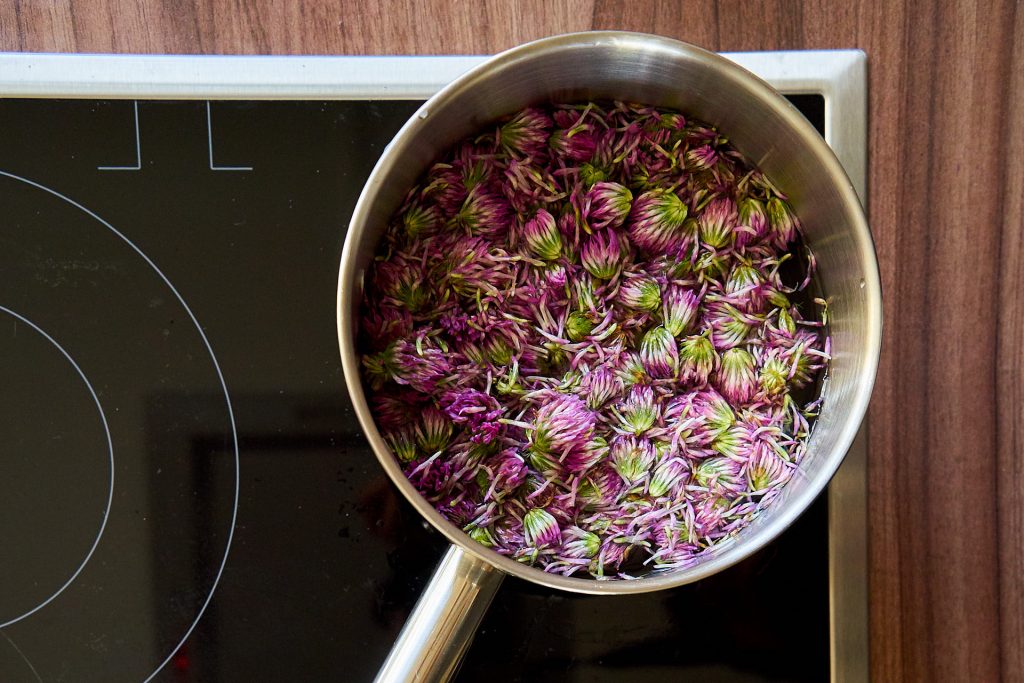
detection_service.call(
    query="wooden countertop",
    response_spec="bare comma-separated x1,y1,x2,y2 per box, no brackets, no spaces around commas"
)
3,1,1022,680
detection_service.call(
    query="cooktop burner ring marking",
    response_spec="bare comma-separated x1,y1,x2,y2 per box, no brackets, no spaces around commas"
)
0,171,240,682
0,305,115,630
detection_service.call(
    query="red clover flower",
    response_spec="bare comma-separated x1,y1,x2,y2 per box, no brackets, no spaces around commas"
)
698,197,738,249
486,448,528,497
662,285,700,337
522,208,563,261
767,196,798,247
382,339,452,394
585,181,633,231
549,122,599,163
415,405,453,454
523,508,561,548
726,263,767,312
679,333,718,386
686,144,718,171
375,256,430,313
422,163,468,215
611,435,656,483
758,350,791,399
748,446,791,492
736,196,768,247
457,186,512,239
441,388,503,445
527,392,596,470
628,188,691,254
716,347,757,405
583,366,624,409
577,463,625,510
560,527,601,559
649,457,689,497
499,107,552,158
618,275,661,312
639,325,679,379
706,300,758,350
581,230,623,279
693,456,745,496
615,385,660,435
385,429,418,464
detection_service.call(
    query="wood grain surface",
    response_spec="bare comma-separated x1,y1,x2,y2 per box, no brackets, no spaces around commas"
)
3,1,1023,680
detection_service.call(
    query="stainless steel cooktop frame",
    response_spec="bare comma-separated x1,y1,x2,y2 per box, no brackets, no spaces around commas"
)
0,49,868,683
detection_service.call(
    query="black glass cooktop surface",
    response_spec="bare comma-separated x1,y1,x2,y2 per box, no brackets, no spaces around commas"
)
0,96,828,682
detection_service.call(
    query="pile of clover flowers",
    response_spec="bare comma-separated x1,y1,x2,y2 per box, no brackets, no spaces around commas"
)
360,101,828,579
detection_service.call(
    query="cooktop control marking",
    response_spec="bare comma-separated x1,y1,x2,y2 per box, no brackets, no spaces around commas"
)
0,305,115,629
207,101,252,171
96,100,142,171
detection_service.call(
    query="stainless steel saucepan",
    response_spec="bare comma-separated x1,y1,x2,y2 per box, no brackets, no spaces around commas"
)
337,31,881,683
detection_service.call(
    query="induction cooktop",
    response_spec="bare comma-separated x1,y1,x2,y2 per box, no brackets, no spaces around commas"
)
0,51,867,683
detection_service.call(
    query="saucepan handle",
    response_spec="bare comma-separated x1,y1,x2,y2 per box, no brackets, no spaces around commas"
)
374,544,505,683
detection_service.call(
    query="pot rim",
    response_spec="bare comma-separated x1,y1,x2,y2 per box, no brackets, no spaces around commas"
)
337,30,882,595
